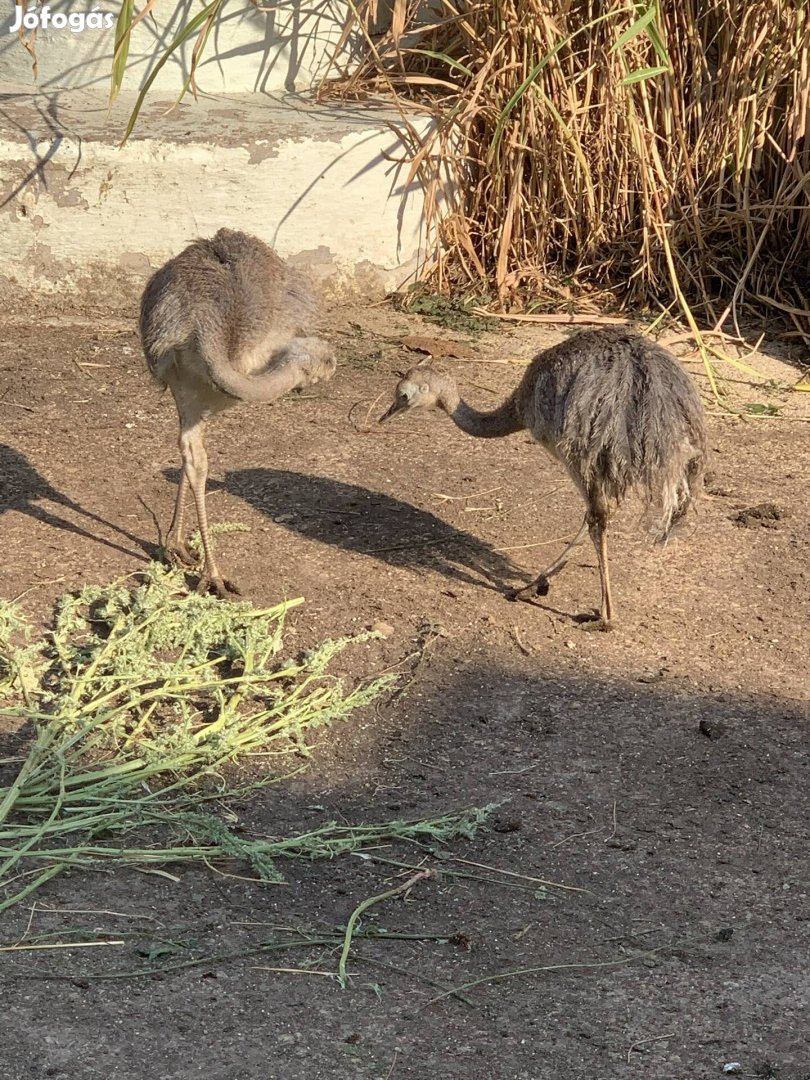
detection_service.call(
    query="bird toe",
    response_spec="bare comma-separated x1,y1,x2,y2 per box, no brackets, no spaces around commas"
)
507,578,550,603
164,541,199,569
195,575,242,600
578,615,613,632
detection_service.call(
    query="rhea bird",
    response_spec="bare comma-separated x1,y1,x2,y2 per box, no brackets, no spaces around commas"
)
380,326,706,629
139,228,336,597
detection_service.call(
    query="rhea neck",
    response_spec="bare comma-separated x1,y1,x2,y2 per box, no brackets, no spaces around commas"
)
436,380,523,439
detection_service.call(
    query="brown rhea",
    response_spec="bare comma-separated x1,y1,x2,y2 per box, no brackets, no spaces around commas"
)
140,228,336,597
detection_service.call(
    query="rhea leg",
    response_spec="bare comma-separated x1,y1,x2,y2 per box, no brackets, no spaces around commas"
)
508,518,589,602
163,361,241,598
596,524,613,627
163,358,201,568
178,419,240,598
165,467,196,566
582,499,613,631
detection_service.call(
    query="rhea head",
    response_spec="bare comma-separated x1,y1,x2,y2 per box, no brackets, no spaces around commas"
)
379,366,449,422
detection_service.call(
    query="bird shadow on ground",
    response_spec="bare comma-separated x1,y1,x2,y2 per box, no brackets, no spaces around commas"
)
214,466,526,596
0,443,152,563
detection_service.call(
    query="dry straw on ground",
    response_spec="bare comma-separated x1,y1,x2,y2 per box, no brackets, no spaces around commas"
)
319,1,810,344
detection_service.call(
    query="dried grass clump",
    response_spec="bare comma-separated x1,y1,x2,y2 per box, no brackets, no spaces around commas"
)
320,1,810,339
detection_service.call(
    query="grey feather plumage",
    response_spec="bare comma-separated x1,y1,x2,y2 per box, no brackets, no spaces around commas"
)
516,327,706,540
381,326,706,627
138,228,335,597
140,228,322,401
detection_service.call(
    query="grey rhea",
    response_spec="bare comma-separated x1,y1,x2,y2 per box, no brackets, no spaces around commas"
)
139,228,336,597
380,327,706,629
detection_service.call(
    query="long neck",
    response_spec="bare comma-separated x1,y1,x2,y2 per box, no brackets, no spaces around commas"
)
440,386,524,439
236,360,303,404
197,336,306,403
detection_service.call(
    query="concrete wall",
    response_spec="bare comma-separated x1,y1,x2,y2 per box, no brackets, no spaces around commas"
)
0,0,358,93
0,2,449,308
0,87,438,309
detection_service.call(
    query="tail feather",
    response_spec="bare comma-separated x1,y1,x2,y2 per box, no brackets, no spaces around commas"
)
139,285,189,385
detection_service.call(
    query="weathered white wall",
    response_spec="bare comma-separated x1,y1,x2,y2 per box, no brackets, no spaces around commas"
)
0,0,357,93
0,2,450,307
0,89,437,306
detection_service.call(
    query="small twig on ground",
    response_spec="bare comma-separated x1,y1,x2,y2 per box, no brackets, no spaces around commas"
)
0,939,125,953
354,951,475,1005
660,329,746,348
473,310,630,326
131,867,181,882
494,531,576,553
349,391,386,433
682,367,782,389
249,966,338,978
403,756,448,773
373,621,445,696
385,1049,399,1079
18,932,451,983
444,356,530,366
626,1033,676,1064
350,852,550,894
9,577,66,603
361,535,460,555
551,824,602,849
35,905,157,921
489,763,539,777
70,356,94,379
419,932,714,1010
433,486,501,502
338,869,435,988
600,926,663,944
557,799,622,846
13,900,39,949
604,801,618,844
136,494,163,548
512,626,532,656
705,410,810,422
447,857,586,894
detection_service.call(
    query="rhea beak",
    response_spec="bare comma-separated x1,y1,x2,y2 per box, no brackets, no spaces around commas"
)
379,398,408,423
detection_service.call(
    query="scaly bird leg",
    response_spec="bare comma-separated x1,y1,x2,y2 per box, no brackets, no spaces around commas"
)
508,518,589,602
594,520,614,629
164,466,197,567
179,419,241,599
580,507,613,631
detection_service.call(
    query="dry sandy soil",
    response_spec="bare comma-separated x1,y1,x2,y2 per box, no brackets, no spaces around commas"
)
0,300,808,1080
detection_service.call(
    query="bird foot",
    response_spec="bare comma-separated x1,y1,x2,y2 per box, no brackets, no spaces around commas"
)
164,540,200,569
195,574,242,600
507,576,551,603
576,612,613,632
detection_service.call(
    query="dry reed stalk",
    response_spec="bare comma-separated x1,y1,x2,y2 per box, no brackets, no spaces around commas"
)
319,1,810,384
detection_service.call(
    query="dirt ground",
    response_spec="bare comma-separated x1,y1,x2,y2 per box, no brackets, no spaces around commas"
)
0,300,808,1080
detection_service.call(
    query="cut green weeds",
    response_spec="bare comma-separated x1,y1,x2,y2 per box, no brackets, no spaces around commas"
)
0,564,493,916
394,289,500,335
